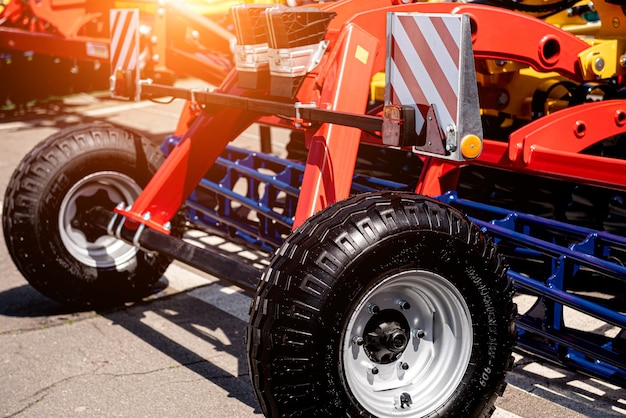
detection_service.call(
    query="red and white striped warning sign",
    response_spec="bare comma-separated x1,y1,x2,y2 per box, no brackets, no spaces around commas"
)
110,9,139,74
387,13,460,133
110,8,140,100
385,12,482,160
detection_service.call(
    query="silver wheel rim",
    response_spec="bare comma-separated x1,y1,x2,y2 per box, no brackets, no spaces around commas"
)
59,171,142,269
341,270,473,417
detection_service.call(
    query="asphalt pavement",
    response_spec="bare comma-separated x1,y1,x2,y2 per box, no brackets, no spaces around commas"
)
0,85,624,417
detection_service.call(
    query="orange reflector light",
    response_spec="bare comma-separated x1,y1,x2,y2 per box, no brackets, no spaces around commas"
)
382,104,404,146
460,134,482,159
110,69,136,99
382,104,417,147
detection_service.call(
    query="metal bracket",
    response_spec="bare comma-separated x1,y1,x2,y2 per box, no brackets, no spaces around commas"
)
107,202,125,237
106,204,155,253
294,102,316,128
114,205,132,240
415,104,447,156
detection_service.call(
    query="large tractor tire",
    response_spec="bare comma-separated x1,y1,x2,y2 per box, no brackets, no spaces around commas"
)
3,123,176,307
248,191,516,417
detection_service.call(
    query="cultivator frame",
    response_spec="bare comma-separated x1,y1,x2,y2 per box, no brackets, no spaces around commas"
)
108,126,626,384
105,0,626,385
148,136,626,384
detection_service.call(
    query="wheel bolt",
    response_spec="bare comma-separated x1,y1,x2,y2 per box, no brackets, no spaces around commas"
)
398,300,410,310
352,336,364,346
369,366,379,375
368,303,380,314
400,392,412,408
398,362,409,370
413,329,426,339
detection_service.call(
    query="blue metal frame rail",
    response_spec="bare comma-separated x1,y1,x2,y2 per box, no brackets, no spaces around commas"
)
437,192,626,384
161,139,626,384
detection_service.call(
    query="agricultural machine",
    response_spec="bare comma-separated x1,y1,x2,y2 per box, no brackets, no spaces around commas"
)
3,0,626,416
0,0,258,105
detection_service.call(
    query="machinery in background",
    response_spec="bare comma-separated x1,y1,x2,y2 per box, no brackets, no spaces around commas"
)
0,0,278,107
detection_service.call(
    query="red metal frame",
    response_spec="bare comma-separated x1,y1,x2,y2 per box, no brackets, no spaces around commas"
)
0,0,110,61
465,101,626,191
115,0,625,231
294,23,379,226
118,72,264,234
24,0,109,38
0,26,109,61
419,100,626,196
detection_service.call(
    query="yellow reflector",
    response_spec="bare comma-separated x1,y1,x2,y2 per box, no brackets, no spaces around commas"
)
460,134,482,159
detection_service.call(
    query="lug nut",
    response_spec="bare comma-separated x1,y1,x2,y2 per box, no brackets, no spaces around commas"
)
368,303,380,314
413,329,426,339
398,362,409,370
352,336,364,346
369,366,379,375
400,392,412,408
398,300,410,310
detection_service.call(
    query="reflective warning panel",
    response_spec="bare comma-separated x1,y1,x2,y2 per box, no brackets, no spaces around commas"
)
110,9,140,100
384,13,482,161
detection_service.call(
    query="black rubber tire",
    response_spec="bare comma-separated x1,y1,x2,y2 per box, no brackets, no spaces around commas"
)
3,123,175,307
247,191,516,417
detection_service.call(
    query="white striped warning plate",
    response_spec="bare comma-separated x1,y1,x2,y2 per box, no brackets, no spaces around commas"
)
110,8,139,73
386,13,463,135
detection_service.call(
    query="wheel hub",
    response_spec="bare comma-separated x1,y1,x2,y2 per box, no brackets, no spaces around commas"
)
363,309,410,364
342,270,473,417
59,171,142,269
71,189,117,243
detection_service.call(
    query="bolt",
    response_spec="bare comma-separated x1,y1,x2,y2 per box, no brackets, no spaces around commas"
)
594,57,605,72
398,300,410,310
413,329,426,339
400,392,412,408
496,92,509,106
163,222,172,232
142,212,151,221
352,336,364,346
369,366,379,375
620,55,626,68
368,303,380,314
445,124,457,152
398,362,410,371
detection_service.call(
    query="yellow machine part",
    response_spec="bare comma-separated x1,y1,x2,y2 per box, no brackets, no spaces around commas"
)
0,0,11,16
